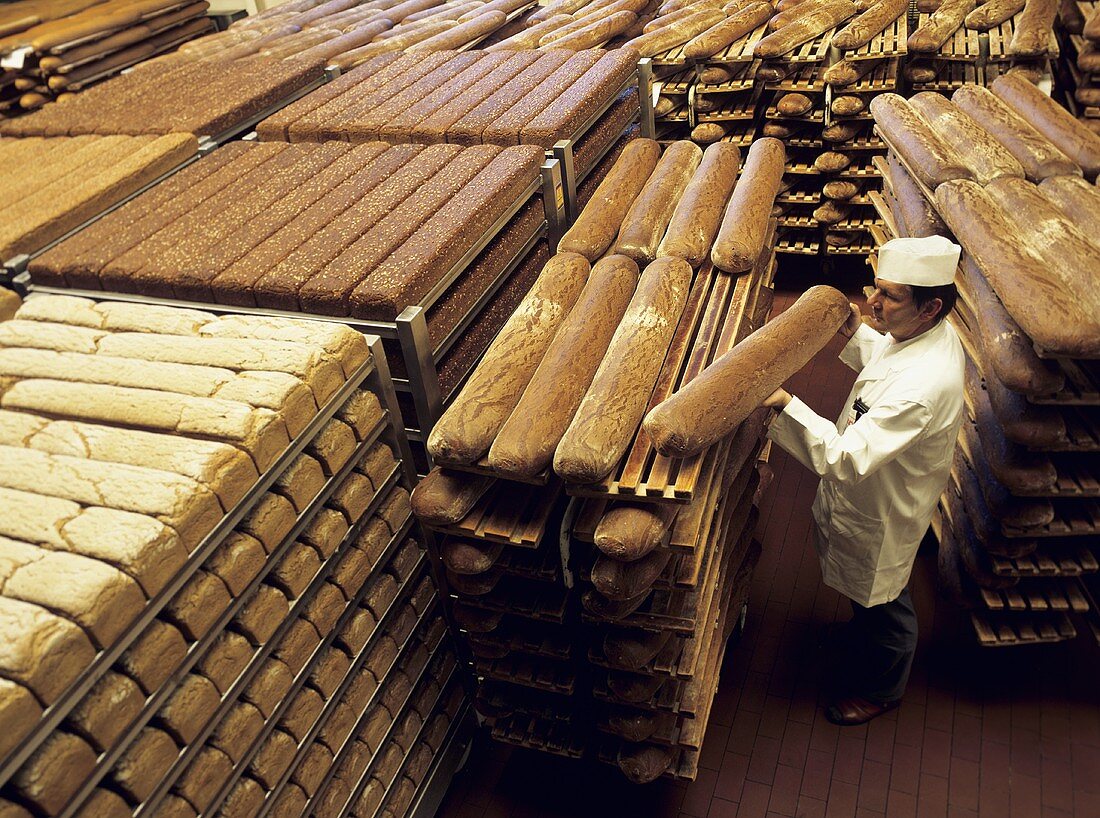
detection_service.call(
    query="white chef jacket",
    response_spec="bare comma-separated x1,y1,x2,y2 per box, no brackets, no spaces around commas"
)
767,319,965,607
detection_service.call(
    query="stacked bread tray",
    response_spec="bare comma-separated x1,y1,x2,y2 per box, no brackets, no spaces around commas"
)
867,83,1100,646
256,47,643,223
411,135,784,781
1054,2,1100,137
17,139,566,471
0,133,202,278
0,0,215,118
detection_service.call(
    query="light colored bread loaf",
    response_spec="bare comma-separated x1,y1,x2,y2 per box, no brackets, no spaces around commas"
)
832,0,906,49
712,137,785,272
119,620,187,695
112,727,178,802
336,389,384,440
615,141,703,263
488,255,640,479
754,0,857,57
0,677,40,762
0,319,106,354
644,285,850,457
278,686,323,743
555,257,693,484
221,777,265,818
428,253,590,465
273,453,326,514
166,569,232,640
12,731,97,815
307,417,358,477
0,594,95,704
682,1,774,57
240,492,297,554
303,508,350,559
243,657,295,719
965,0,1024,29
69,671,143,752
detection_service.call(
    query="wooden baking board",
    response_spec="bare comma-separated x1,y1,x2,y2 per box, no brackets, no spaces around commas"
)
425,481,563,549
970,610,1077,646
489,714,587,757
981,578,1090,612
767,63,828,92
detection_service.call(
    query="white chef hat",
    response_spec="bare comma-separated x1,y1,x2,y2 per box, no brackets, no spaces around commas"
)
876,236,961,287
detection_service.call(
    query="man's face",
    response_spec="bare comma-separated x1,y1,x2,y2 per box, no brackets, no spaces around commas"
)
866,277,934,340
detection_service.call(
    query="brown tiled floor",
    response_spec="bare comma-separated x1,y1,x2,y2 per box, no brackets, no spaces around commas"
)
437,290,1100,818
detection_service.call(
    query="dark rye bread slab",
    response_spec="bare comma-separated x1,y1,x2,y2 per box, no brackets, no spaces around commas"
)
164,144,351,302
348,145,544,319
99,144,290,295
481,50,604,145
171,144,389,303
249,144,452,310
28,141,251,289
298,145,504,315
214,144,427,307
441,50,574,146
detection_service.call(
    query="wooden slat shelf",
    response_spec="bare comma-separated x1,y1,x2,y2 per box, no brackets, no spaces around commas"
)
990,545,1099,577
980,578,1091,613
695,61,758,90
775,234,822,255
455,576,569,623
698,96,758,122
913,13,982,60
424,481,563,549
474,655,576,695
970,610,1077,646
776,189,823,205
839,57,901,92
706,25,769,64
842,14,908,60
489,714,587,757
826,237,877,255
469,621,573,660
765,28,835,65
658,69,695,95
909,59,981,90
764,105,825,124
766,63,828,91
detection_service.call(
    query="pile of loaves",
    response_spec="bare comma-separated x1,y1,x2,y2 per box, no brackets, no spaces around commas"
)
0,295,467,818
869,78,1100,642
1060,2,1100,136
0,133,197,262
0,0,213,117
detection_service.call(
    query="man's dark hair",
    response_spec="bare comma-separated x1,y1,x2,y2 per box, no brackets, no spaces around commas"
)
910,283,957,324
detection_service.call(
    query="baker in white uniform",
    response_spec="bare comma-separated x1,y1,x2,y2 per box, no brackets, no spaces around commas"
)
763,235,966,726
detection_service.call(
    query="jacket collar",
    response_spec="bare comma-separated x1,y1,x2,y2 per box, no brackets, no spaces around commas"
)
856,320,953,387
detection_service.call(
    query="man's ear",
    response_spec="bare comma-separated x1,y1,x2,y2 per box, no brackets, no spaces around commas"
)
920,297,943,322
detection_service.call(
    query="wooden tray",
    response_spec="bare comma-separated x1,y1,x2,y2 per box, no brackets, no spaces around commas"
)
425,481,563,549
489,714,587,757
970,610,1077,646
474,654,576,695
980,578,1090,613
706,25,769,64
841,14,908,60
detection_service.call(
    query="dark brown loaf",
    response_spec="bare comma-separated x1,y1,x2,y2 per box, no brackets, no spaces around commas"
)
682,2,775,57
969,377,1057,494
643,285,850,457
554,257,693,484
618,743,675,783
558,138,662,261
427,253,590,465
606,669,664,702
823,121,864,142
488,255,640,479
823,55,881,85
594,503,679,561
410,468,494,525
951,449,1035,558
831,0,907,49
603,628,672,670
754,0,858,57
935,180,1100,357
582,587,651,619
1037,174,1100,239
962,421,1054,530
606,707,663,741
452,602,502,632
965,0,1024,28
823,180,860,199
813,200,850,224
869,93,972,188
1007,0,1057,55
592,549,672,600
908,0,975,51
957,256,1064,395
446,566,502,595
441,538,503,575
657,143,741,267
991,74,1100,178
712,137,785,272
886,153,948,237
981,359,1066,448
907,92,1025,183
950,85,1080,181
615,141,703,263
814,151,851,172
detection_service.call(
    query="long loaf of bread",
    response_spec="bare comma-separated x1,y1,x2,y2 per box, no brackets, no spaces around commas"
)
410,468,495,525
594,502,679,561
831,0,907,50
542,10,639,49
990,74,1100,179
1007,0,1057,55
487,255,640,480
1037,174,1100,241
869,93,972,188
754,0,857,57
643,285,850,457
907,92,1024,183
554,257,693,484
981,358,1066,448
964,0,1024,28
657,142,741,267
907,0,975,51
558,138,662,261
622,7,725,56
934,180,1100,358
682,2,774,58
427,253,590,464
711,137,785,273
950,84,1080,181
614,141,702,263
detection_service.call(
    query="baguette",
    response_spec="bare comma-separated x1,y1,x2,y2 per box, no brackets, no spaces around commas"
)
592,550,671,600
934,180,1100,357
907,91,1025,183
981,358,1066,448
540,0,644,44
712,137,785,272
541,10,639,49
657,142,741,267
615,141,703,262
957,256,1064,395
682,1,774,57
991,74,1100,179
558,139,662,261
594,503,679,561
964,0,1024,28
622,7,725,55
754,0,857,57
1037,174,1100,242
554,257,693,484
644,3,723,32
950,84,1080,181
869,93,972,188
831,0,907,50
1007,0,1057,55
404,9,507,50
488,255,640,479
428,253,591,464
644,285,850,457
823,54,881,85
886,153,948,237
908,0,974,52
970,372,1057,494
410,468,494,525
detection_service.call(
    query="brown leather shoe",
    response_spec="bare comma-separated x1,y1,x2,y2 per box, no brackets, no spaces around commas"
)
825,695,900,726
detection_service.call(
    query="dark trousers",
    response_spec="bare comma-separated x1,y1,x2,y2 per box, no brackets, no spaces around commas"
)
835,588,918,704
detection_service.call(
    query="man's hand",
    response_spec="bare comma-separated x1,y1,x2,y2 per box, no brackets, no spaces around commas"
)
763,388,792,410
838,302,862,339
